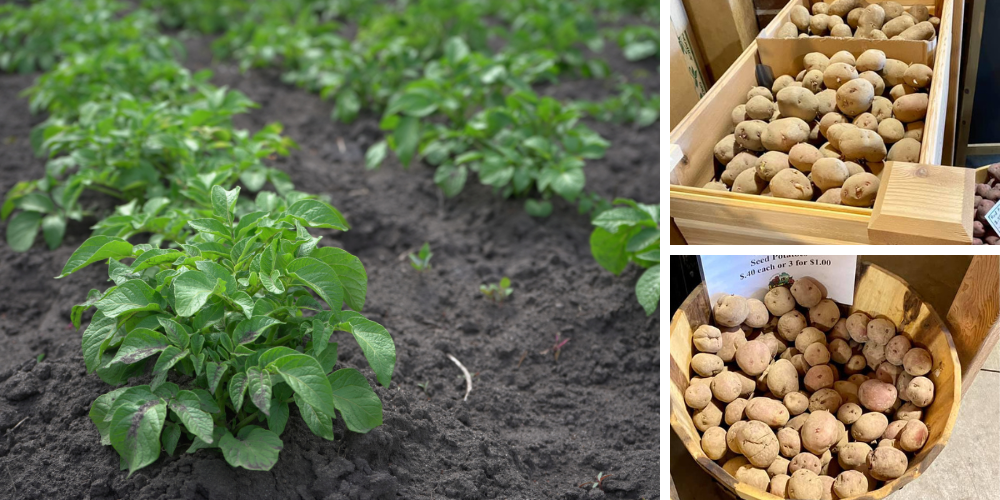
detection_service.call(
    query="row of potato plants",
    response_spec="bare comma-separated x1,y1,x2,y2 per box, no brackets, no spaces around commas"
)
0,0,395,474
141,0,661,314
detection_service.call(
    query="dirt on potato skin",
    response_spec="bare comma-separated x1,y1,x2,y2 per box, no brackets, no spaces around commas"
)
0,32,660,500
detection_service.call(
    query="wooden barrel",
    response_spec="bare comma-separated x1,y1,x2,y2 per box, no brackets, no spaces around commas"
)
669,262,963,500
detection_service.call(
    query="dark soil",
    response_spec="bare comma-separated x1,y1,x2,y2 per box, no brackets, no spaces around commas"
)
0,32,660,500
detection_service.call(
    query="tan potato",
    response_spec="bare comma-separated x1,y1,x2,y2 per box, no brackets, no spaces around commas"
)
732,168,766,195
819,142,843,160
839,127,887,162
829,0,863,18
812,2,830,15
833,470,868,498
752,151,788,183
731,104,748,127
804,53,831,72
692,324,723,352
725,398,749,425
735,120,768,151
722,454,749,475
904,63,933,88
856,4,886,37
791,277,826,308
872,95,892,123
881,14,914,38
693,400,724,432
801,69,825,94
735,464,771,492
712,370,744,403
823,62,859,90
816,188,842,205
893,93,929,123
828,338,853,364
837,402,863,425
773,74,796,95
819,112,849,139
736,339,772,376
887,137,921,162
744,298,771,328
769,168,814,200
790,452,822,475
739,420,781,467
684,382,712,409
801,410,840,455
836,78,875,116
897,401,922,421
867,446,908,480
810,13,831,35
841,172,880,207
906,376,935,407
863,342,887,370
804,365,836,392
903,347,933,376
702,426,728,460
702,180,729,191
762,118,811,152
767,358,801,398
885,335,912,365
890,83,918,101
808,158,848,192
898,420,929,452
745,95,774,120
858,70,886,96
718,327,747,362
691,353,725,377
877,117,905,144
856,49,887,72
809,388,842,413
867,317,896,345
846,7,864,29
777,21,799,38
882,58,909,87
829,50,856,66
721,152,758,186
746,397,792,427
896,21,935,40
716,295,750,327
777,310,808,341
880,1,905,20
714,134,745,164
858,379,897,412
777,427,802,458
764,286,796,316
748,86,774,101
853,112,879,131
777,87,820,122
851,412,889,442
784,391,811,417
904,121,924,141
809,299,841,331
789,143,822,173
830,23,853,37
791,5,812,31
811,89,835,116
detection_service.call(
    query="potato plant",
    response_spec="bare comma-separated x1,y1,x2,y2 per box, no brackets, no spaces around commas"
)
590,199,660,315
776,1,939,41
705,49,932,208
686,277,936,498
0,2,297,252
62,186,395,474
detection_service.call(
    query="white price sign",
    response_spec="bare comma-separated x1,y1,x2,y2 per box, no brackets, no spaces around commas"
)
984,202,1000,240
699,255,858,308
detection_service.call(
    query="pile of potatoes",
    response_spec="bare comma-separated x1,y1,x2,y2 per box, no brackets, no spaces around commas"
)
704,48,932,208
684,277,937,499
973,164,1000,245
777,1,939,41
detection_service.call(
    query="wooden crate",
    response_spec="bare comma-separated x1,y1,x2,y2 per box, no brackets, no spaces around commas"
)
669,0,962,245
670,262,963,499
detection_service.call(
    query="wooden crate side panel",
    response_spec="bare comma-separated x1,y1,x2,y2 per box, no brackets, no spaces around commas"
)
669,42,760,188
671,189,872,243
920,0,953,165
673,218,869,244
868,161,975,244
